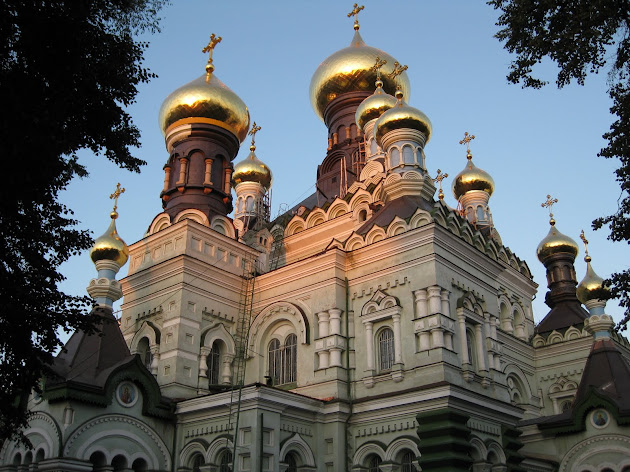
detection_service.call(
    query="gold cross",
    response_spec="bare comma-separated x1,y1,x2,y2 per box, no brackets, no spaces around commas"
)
459,132,475,154
580,229,590,259
541,194,558,220
202,33,222,80
110,183,125,214
388,61,408,79
433,169,449,201
248,122,261,149
370,57,387,81
347,3,365,31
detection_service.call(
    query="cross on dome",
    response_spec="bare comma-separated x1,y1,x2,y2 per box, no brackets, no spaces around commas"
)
433,169,449,201
202,33,222,81
541,194,558,224
347,3,364,31
459,131,475,156
370,57,387,82
249,122,261,150
388,61,408,80
580,229,592,262
109,182,125,218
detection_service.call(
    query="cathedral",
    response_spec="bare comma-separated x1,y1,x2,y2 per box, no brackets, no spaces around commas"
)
3,5,630,472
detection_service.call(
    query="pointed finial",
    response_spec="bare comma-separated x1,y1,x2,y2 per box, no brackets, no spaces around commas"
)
347,3,365,31
370,57,387,87
580,229,592,262
459,132,476,158
388,61,408,79
248,122,261,151
433,169,449,201
109,183,125,219
202,33,222,81
541,194,558,225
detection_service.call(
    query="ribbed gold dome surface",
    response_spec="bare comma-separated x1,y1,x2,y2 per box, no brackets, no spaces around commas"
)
90,215,129,267
373,97,432,146
577,259,608,304
310,30,410,121
232,149,273,190
452,156,495,199
158,74,250,142
355,84,397,131
536,222,579,264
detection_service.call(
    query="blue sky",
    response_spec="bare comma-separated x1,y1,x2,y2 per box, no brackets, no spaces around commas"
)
60,1,630,327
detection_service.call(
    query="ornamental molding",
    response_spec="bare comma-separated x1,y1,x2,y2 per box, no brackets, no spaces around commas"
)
352,277,409,300
248,301,309,352
185,422,232,439
559,434,630,472
354,420,416,438
540,369,583,382
280,423,312,437
63,414,170,469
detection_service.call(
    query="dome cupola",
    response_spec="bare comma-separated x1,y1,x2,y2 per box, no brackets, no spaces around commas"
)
232,123,273,190
536,215,579,265
355,57,398,131
90,184,129,268
452,133,494,200
158,34,250,143
576,230,609,304
373,88,432,149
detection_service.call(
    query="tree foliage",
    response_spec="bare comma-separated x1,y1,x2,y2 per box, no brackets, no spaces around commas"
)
0,0,164,441
489,0,630,328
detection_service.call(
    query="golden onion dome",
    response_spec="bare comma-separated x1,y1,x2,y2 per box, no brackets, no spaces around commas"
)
373,91,432,146
90,212,129,267
452,153,495,200
355,79,397,131
577,256,609,304
158,74,250,143
310,30,411,121
232,146,273,190
536,220,579,264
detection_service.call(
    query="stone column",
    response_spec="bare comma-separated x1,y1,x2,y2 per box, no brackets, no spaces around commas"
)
392,313,403,364
419,332,431,351
458,313,469,365
440,289,450,316
444,331,454,351
163,165,171,192
364,321,374,371
329,308,342,335
150,345,160,376
198,347,209,378
428,286,442,314
475,324,487,372
224,168,232,194
414,289,427,317
318,350,330,369
329,348,342,367
204,158,214,185
177,157,188,186
221,354,234,384
431,328,444,348
318,311,330,338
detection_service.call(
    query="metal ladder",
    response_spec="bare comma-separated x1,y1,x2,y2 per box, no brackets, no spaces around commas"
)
229,253,257,471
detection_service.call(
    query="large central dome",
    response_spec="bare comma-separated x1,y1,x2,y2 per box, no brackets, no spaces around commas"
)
310,30,411,121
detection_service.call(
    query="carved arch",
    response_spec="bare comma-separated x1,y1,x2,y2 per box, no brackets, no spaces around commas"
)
130,321,161,353
174,208,210,226
201,323,235,355
409,209,432,228
207,436,233,464
365,226,386,244
285,217,306,236
279,433,316,467
469,436,487,462
384,436,420,462
353,442,386,466
148,212,172,235
179,439,208,469
386,217,408,237
305,209,326,228
345,234,365,251
327,200,349,219
485,440,506,464
210,215,236,239
248,302,309,357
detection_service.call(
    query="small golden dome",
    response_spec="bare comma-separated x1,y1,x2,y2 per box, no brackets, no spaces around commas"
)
158,74,250,143
373,92,432,147
90,213,129,267
310,30,411,121
232,147,273,190
577,257,609,304
452,153,495,200
355,81,397,131
536,220,579,264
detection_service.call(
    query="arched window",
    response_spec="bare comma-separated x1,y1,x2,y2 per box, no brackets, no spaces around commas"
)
476,205,484,222
246,196,254,212
132,458,148,472
191,453,204,472
208,341,221,385
401,451,415,472
378,328,395,371
359,209,367,222
137,337,152,370
370,138,377,155
112,455,128,471
284,334,297,383
390,148,401,168
268,334,298,386
285,453,298,472
368,455,382,472
402,145,414,166
218,449,232,472
466,329,476,369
